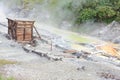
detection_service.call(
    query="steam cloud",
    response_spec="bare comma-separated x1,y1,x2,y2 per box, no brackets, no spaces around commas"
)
0,0,105,34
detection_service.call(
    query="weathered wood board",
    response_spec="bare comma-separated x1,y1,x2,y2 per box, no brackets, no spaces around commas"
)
7,18,34,42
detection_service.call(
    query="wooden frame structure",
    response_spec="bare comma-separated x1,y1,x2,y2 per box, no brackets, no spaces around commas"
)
7,18,35,42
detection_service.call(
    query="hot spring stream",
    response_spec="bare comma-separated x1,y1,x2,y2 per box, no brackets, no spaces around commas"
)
35,22,104,51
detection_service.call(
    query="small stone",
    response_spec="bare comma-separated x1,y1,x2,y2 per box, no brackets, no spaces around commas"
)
77,66,85,71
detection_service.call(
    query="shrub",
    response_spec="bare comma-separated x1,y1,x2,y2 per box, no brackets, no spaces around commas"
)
96,6,116,18
76,8,96,23
115,12,120,22
65,0,120,24
96,6,116,22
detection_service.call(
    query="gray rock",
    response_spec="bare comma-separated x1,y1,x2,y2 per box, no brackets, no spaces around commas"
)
112,36,120,44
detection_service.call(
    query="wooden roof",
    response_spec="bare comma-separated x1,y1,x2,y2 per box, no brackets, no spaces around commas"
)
7,18,35,22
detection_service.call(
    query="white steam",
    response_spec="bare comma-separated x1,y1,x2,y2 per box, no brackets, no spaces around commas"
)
0,4,7,22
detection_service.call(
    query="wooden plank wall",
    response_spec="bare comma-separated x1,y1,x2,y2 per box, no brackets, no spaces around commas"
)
7,19,17,39
7,18,34,42
16,21,34,42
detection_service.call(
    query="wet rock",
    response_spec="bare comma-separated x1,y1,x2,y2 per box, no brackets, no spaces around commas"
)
63,49,77,54
5,34,11,40
72,52,82,58
98,72,120,80
77,66,85,71
112,36,120,44
72,51,91,59
31,39,38,47
81,50,91,55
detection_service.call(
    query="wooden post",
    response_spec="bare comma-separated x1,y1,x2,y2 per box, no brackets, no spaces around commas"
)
33,26,41,39
51,39,53,51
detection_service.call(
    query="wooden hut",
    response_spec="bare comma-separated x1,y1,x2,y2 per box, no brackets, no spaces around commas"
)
7,18,35,42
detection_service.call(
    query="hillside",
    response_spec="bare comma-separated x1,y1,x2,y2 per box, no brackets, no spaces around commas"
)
0,0,120,80
0,22,120,80
91,21,120,42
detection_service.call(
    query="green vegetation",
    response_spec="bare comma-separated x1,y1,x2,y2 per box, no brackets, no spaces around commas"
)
0,59,16,66
69,34,92,43
76,8,96,23
0,59,16,80
0,75,15,80
65,0,120,24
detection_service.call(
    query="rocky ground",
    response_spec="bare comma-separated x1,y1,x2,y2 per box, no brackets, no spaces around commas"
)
91,21,120,43
0,22,120,80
